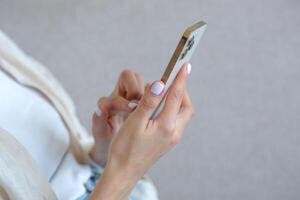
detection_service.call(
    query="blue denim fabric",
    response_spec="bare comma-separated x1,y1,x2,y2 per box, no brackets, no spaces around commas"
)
75,165,158,200
75,165,103,200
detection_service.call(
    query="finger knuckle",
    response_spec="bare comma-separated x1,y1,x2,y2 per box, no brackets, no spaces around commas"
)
135,72,143,81
170,135,180,146
97,96,107,106
120,69,133,78
140,97,157,110
144,83,151,91
110,96,121,108
137,87,145,97
162,122,176,135
170,88,183,103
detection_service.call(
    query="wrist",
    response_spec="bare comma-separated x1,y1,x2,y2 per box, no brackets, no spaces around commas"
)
89,145,108,167
89,157,138,200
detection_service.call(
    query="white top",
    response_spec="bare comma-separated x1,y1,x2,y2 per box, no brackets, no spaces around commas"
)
0,69,91,199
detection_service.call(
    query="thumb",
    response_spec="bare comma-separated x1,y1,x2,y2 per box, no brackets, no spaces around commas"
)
133,80,165,121
98,96,135,115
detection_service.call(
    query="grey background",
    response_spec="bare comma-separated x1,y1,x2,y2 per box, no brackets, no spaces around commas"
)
1,0,300,199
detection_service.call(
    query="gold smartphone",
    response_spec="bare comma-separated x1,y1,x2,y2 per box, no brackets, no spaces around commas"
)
151,21,207,119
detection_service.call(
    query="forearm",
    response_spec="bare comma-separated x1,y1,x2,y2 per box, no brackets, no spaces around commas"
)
88,159,139,200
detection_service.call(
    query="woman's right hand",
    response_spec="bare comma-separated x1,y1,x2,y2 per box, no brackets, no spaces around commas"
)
89,63,194,200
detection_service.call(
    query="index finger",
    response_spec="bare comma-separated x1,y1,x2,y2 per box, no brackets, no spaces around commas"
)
156,63,191,124
117,69,144,100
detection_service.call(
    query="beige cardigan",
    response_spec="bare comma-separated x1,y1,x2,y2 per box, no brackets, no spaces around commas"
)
0,30,94,199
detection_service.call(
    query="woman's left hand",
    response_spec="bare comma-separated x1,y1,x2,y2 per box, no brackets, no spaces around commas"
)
89,69,145,166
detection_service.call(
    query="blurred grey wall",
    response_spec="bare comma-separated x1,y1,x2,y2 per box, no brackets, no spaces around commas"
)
1,0,300,199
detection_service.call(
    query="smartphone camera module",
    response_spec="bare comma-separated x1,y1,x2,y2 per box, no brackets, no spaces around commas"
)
187,35,195,50
180,35,195,60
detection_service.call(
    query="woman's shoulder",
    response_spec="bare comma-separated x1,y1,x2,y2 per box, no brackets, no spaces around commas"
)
0,29,93,163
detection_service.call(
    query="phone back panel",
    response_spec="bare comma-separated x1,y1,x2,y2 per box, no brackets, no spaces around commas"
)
151,21,207,119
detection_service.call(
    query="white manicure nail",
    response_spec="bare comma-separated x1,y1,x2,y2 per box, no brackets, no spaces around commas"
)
95,106,102,117
151,81,164,95
128,102,138,109
186,63,192,75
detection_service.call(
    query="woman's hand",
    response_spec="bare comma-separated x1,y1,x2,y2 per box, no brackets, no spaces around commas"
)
90,69,145,166
89,63,194,200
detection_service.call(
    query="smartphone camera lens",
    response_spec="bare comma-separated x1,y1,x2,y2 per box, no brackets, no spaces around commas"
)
180,51,187,60
187,36,195,50
180,35,195,60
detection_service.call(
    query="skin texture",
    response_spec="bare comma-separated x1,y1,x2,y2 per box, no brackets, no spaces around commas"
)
89,63,194,200
90,69,145,166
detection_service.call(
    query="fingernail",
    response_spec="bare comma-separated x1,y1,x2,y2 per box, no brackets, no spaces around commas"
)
128,101,138,109
186,63,192,75
150,81,164,95
95,106,102,117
